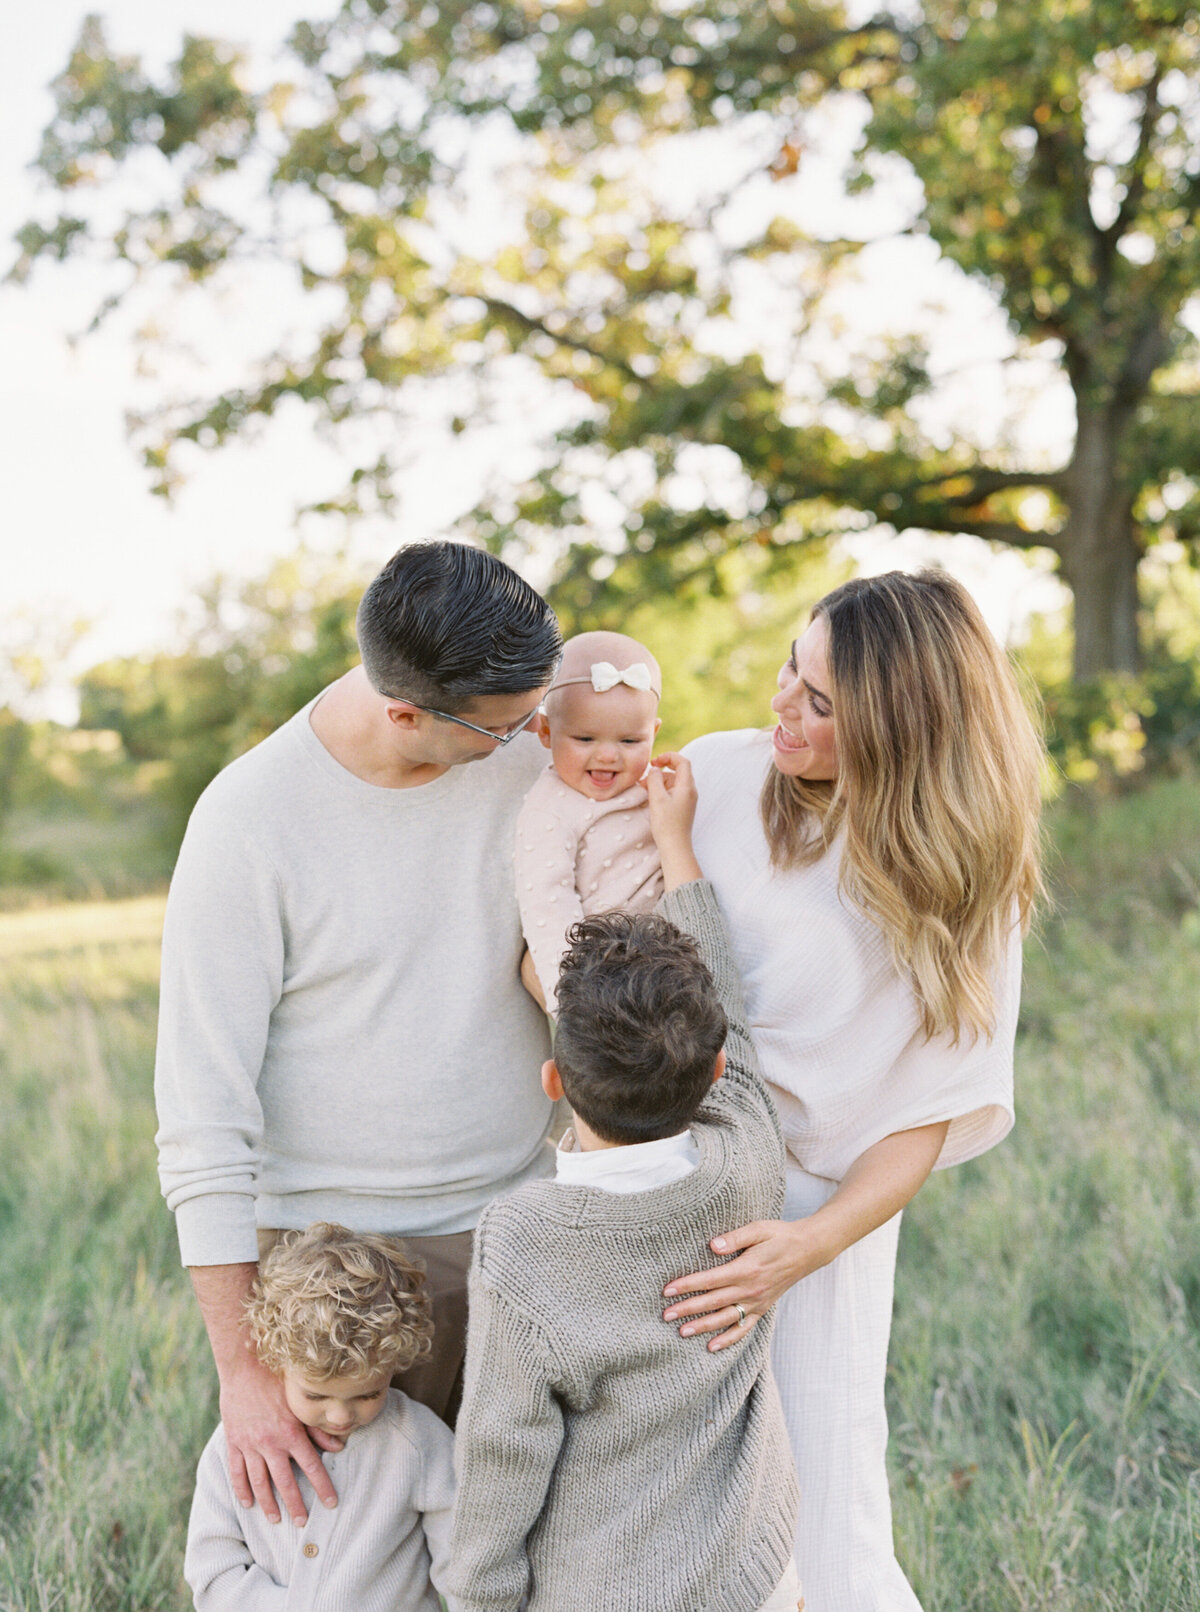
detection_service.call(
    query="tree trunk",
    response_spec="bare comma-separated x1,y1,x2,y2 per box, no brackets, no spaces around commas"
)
1060,403,1142,681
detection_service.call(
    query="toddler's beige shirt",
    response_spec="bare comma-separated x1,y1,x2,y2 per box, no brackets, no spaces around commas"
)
515,764,664,1012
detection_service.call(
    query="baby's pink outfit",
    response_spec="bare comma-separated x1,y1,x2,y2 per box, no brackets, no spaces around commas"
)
516,764,665,1013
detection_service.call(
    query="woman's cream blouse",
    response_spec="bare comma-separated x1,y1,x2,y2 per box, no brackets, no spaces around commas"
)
684,729,1020,1180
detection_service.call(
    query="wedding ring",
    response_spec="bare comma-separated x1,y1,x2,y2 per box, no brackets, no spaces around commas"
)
735,1303,747,1326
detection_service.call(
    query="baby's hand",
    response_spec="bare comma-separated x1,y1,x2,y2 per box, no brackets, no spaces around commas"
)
646,754,701,889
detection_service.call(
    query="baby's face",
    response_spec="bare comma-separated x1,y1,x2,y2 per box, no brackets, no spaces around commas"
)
282,1365,392,1438
541,683,661,802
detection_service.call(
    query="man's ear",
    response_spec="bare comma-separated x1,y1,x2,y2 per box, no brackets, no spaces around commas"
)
542,1059,565,1102
534,712,552,749
384,700,422,730
711,1047,727,1085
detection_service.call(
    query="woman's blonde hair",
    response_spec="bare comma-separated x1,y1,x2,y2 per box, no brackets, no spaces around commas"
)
761,569,1043,1042
246,1222,433,1381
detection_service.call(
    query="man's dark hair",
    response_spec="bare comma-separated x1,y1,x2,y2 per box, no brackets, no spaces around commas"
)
356,541,562,712
554,913,728,1146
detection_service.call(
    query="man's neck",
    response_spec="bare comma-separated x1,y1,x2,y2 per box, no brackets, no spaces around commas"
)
309,668,448,789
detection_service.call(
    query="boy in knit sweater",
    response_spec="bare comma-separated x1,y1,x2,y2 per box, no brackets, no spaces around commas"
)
448,757,802,1612
185,1224,458,1611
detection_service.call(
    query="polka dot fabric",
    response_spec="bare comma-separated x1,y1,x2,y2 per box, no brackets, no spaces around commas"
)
515,764,664,1013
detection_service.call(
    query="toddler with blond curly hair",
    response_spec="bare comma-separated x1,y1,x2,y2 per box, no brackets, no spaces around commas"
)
184,1222,457,1611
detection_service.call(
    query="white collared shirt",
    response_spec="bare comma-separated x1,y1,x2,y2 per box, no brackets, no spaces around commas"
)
554,1128,701,1194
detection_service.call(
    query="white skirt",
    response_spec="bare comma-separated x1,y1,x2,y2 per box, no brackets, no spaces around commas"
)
770,1166,922,1612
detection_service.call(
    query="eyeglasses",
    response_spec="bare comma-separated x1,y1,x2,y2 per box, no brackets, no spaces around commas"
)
381,693,544,746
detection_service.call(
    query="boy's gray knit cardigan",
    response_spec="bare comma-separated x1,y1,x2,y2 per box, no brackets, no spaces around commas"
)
448,879,800,1612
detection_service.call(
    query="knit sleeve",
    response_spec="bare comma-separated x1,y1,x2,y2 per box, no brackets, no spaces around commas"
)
184,1434,289,1611
515,782,585,1016
154,796,285,1267
657,879,780,1139
448,1245,566,1612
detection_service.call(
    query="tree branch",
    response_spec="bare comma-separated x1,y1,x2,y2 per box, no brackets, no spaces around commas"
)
477,296,642,381
1115,315,1171,404
940,466,1068,501
704,17,908,68
1103,63,1164,247
885,512,1060,551
878,464,1069,502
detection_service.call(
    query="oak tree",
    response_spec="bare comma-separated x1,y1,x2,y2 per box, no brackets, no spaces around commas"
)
15,2,1200,675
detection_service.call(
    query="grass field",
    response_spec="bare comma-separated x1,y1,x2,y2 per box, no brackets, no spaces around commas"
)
1,781,1199,1609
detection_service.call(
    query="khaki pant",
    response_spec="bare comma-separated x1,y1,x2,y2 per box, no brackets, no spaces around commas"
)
257,1226,474,1426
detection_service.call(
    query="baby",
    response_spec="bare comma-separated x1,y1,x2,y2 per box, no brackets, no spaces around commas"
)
185,1223,457,1611
516,630,665,1013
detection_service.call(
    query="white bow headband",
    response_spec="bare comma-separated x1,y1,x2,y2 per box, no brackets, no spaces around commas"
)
551,660,661,699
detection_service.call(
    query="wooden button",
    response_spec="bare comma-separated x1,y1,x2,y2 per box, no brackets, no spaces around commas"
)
302,1542,319,1558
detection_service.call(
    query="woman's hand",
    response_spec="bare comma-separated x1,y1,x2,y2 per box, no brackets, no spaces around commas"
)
663,1120,951,1350
662,1216,837,1351
646,752,702,890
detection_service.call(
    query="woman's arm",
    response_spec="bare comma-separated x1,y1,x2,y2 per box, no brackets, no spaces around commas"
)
662,1119,950,1350
648,752,947,1347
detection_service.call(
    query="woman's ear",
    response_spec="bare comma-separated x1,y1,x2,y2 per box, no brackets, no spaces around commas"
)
541,1059,565,1101
711,1047,727,1085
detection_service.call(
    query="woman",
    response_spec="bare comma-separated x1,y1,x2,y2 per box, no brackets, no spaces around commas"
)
661,570,1043,1612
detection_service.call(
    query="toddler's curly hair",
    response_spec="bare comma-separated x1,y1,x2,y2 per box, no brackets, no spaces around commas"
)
246,1223,433,1381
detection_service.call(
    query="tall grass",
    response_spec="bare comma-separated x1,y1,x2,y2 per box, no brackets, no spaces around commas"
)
891,777,1200,1609
1,782,1198,1607
0,898,213,1610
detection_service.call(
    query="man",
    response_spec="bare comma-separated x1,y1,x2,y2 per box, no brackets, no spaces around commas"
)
155,541,561,1527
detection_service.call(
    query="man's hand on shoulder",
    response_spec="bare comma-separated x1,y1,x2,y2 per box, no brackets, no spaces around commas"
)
220,1352,342,1526
190,1261,341,1525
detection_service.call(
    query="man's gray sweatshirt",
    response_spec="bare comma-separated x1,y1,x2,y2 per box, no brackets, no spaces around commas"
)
154,696,553,1266
448,879,800,1612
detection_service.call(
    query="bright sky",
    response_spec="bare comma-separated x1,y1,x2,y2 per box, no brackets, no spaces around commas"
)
2,3,1069,719
2,1,364,707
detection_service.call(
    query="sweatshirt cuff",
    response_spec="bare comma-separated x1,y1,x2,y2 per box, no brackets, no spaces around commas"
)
174,1193,262,1268
657,878,719,930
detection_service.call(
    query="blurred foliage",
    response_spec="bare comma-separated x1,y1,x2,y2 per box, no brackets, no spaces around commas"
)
12,3,1200,679
0,725,169,907
78,551,363,847
1037,554,1200,789
68,542,846,859
0,613,90,883
621,543,852,749
0,536,1189,892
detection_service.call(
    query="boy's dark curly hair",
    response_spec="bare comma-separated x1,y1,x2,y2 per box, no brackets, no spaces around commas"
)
553,912,728,1145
